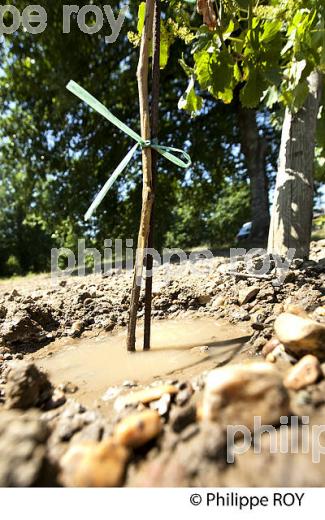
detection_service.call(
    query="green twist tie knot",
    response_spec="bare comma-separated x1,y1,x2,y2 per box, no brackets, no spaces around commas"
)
66,81,192,221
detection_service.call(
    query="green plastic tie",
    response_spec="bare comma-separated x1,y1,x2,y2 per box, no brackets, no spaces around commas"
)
66,81,192,221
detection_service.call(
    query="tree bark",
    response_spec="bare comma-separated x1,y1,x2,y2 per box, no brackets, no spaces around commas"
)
237,106,270,242
127,0,154,352
267,71,322,259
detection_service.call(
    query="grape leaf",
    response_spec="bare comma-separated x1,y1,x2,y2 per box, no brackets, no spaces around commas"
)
240,68,267,108
178,76,203,116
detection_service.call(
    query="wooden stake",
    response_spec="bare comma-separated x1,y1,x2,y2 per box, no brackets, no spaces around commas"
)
144,0,161,351
127,0,154,352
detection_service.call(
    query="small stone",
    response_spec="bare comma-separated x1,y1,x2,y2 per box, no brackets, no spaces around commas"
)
42,389,66,410
8,289,20,301
60,439,129,487
212,296,225,308
238,286,259,305
198,294,212,305
262,337,281,357
265,345,296,370
284,355,322,391
149,393,171,416
315,306,325,317
201,362,289,430
114,409,163,448
274,313,325,359
59,382,78,394
69,320,84,338
114,384,178,412
175,381,194,406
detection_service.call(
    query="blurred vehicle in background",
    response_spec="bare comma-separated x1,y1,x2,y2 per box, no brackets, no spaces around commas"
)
236,221,252,241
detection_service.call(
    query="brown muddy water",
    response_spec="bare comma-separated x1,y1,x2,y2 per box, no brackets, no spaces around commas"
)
33,318,251,407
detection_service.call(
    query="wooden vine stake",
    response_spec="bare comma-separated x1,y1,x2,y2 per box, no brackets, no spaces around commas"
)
144,0,161,351
127,0,155,352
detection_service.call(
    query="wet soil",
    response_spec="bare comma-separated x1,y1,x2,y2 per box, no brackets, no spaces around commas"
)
31,317,250,407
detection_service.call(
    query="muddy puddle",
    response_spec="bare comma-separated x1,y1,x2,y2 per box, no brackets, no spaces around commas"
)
33,318,250,407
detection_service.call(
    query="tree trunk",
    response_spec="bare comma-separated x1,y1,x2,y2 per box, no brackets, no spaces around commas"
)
267,71,322,259
237,106,270,242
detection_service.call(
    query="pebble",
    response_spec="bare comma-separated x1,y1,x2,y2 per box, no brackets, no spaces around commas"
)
284,355,322,390
59,382,79,394
238,286,259,305
60,439,129,487
274,312,325,359
265,344,296,366
315,306,325,317
262,337,281,356
114,384,178,412
69,320,84,338
149,393,171,416
114,409,163,448
201,362,289,429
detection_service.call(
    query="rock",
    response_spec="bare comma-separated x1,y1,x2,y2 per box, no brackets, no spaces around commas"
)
114,384,178,412
60,439,129,487
114,409,163,448
170,404,197,433
5,362,53,410
262,337,281,356
42,389,66,410
175,382,194,406
238,286,259,305
129,422,226,487
0,410,54,486
212,296,225,308
69,320,84,338
77,291,91,303
284,355,322,390
265,345,296,370
224,427,325,487
149,393,171,416
201,362,289,430
1,312,45,346
8,289,20,301
58,381,78,394
315,306,325,317
0,305,7,319
198,294,212,305
274,312,325,359
71,421,105,444
51,401,98,442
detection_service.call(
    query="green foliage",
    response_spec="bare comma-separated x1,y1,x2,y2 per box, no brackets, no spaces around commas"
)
178,76,203,116
0,0,260,275
174,0,324,114
128,1,175,69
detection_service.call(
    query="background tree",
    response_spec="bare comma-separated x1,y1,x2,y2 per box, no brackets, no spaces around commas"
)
176,0,324,257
